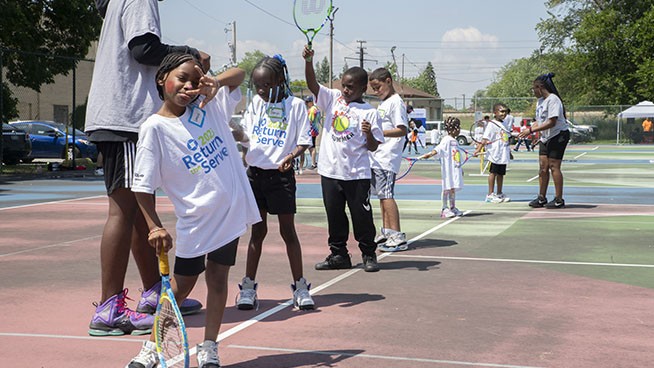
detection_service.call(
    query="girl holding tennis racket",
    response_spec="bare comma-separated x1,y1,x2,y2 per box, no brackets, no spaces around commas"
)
235,54,315,312
127,53,261,368
419,117,465,218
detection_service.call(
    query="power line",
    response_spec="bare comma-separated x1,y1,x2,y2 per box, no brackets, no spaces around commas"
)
182,0,229,25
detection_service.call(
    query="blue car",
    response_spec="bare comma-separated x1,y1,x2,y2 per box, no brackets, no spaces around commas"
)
9,120,98,161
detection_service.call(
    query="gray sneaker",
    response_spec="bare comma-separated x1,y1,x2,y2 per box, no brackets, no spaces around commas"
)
236,277,258,310
292,277,315,310
197,340,220,368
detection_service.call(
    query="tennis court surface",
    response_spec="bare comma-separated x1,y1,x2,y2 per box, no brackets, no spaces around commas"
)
1,144,653,367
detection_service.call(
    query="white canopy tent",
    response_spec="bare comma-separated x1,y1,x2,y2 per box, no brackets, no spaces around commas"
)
617,101,654,144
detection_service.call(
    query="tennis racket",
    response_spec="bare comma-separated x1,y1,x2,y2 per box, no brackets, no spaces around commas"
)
469,120,514,146
395,157,421,181
293,0,333,49
154,248,189,368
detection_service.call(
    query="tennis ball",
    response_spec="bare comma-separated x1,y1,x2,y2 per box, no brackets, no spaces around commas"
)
333,116,350,132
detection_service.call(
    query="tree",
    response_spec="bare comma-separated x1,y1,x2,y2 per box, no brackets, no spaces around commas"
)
237,50,267,82
0,0,102,121
536,0,654,104
405,62,439,96
315,56,331,84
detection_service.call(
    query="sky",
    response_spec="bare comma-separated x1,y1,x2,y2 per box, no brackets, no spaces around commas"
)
159,0,549,107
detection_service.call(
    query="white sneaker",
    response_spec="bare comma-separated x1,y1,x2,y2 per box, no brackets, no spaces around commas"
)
374,227,388,245
197,340,220,368
450,207,464,217
236,277,257,310
379,232,408,252
125,340,158,368
496,193,511,203
441,208,456,218
485,193,496,203
292,277,315,310
94,167,104,176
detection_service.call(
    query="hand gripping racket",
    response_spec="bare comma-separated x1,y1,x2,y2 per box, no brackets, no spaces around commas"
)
155,248,189,368
293,0,333,49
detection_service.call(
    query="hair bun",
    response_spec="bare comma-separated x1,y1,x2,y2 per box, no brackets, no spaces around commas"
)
272,54,286,66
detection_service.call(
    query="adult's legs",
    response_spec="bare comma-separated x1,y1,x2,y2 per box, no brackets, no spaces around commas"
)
548,158,564,198
100,188,157,302
538,155,551,198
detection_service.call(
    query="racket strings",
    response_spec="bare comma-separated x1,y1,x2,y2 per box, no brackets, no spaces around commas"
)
157,300,185,364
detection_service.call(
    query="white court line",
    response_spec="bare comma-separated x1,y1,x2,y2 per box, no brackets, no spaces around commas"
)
526,175,539,182
573,151,588,160
591,146,599,151
388,254,654,268
0,332,140,343
227,344,545,368
213,213,467,344
0,235,100,258
0,195,104,211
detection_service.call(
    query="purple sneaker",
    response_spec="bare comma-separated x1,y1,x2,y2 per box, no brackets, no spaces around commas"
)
88,289,153,336
136,281,203,316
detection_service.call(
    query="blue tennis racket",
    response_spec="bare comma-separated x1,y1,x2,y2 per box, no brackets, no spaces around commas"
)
395,157,421,181
154,248,189,368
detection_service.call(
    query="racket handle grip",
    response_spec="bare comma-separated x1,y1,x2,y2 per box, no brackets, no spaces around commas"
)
159,247,170,276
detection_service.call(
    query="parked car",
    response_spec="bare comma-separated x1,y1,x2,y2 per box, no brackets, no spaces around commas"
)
2,123,32,165
425,120,474,146
9,120,98,161
567,119,596,142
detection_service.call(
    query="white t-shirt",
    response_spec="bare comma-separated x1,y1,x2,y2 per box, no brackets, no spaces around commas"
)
243,95,312,169
483,119,512,165
315,85,385,180
536,94,568,143
132,87,261,258
432,135,463,191
369,93,408,173
86,0,162,134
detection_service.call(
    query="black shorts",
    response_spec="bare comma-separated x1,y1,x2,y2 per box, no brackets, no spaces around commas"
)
311,136,317,147
489,162,507,176
174,237,239,276
248,166,296,214
96,141,137,195
539,130,570,160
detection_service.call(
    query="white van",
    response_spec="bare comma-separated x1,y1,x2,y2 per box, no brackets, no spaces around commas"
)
424,120,474,146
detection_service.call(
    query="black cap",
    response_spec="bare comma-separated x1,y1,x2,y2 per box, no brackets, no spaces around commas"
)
304,95,314,102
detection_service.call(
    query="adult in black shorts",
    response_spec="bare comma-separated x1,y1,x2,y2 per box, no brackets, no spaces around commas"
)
520,73,570,209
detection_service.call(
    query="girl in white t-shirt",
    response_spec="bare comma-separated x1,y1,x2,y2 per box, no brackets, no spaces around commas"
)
129,53,261,367
519,73,570,209
236,54,315,311
419,117,465,218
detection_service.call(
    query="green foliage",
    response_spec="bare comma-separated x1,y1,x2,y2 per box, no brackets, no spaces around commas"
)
0,0,101,121
315,57,331,84
404,62,439,96
533,0,654,105
237,50,268,81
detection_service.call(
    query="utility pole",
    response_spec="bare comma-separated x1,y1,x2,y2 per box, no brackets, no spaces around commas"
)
345,40,376,69
462,94,466,111
328,7,338,88
225,21,237,67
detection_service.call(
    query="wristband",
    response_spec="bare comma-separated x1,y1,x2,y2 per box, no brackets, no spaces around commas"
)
148,227,166,237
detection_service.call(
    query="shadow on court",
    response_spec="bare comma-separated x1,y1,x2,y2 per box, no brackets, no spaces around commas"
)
407,238,457,250
378,259,441,271
224,349,365,368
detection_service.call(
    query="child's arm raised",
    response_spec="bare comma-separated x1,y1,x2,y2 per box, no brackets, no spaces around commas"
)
193,66,245,108
303,45,320,98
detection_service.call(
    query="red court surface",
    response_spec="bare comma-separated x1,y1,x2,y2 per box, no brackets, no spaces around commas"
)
2,180,654,367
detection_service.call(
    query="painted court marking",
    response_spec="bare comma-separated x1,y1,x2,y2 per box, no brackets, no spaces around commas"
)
388,255,654,268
